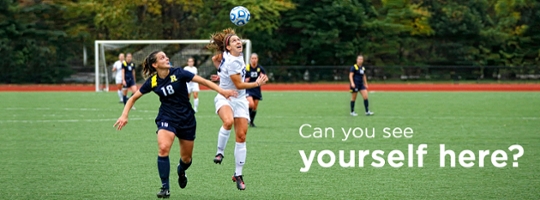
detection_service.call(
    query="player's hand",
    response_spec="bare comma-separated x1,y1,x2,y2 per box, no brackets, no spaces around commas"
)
114,116,128,130
365,84,368,89
220,89,238,99
255,74,268,86
351,83,356,88
123,80,126,86
211,74,220,81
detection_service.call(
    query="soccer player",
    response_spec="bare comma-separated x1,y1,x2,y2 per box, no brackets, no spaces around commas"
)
183,57,200,112
245,53,266,127
112,53,125,103
113,51,237,198
207,28,268,190
349,54,374,116
122,53,137,106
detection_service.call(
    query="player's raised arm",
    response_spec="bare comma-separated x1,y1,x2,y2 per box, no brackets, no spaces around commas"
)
191,75,237,98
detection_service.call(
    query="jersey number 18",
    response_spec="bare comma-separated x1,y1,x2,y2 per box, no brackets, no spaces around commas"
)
160,85,175,96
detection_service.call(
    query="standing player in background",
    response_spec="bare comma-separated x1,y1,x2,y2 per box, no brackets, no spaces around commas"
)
114,51,237,198
183,57,200,113
207,28,268,190
112,53,125,103
122,53,138,107
245,53,266,127
349,54,374,116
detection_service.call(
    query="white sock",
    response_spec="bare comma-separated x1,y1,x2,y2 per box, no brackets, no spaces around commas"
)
194,98,199,109
234,142,246,176
216,126,231,155
117,90,123,101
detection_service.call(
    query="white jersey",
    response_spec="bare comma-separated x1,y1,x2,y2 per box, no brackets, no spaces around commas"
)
218,51,246,97
184,66,199,93
183,66,198,77
113,60,123,80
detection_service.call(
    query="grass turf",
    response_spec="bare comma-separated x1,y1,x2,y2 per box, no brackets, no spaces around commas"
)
0,91,539,199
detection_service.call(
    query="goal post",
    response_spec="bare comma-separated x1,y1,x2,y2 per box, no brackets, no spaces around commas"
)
94,39,252,92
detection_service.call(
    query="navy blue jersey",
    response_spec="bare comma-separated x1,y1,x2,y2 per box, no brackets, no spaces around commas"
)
350,64,365,84
123,61,136,80
245,64,266,82
246,64,265,99
139,68,195,128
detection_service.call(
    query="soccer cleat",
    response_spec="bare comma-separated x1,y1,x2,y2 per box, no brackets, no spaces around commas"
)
365,111,374,116
232,174,246,190
213,153,224,164
178,172,188,189
350,111,358,116
156,187,170,198
249,123,256,127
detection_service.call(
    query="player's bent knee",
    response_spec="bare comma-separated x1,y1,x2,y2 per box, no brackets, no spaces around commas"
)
236,134,246,143
181,155,192,163
222,119,234,130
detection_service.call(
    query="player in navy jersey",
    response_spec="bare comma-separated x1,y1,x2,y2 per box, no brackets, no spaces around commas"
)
207,28,268,191
349,54,374,116
245,53,266,127
122,53,138,106
113,51,237,198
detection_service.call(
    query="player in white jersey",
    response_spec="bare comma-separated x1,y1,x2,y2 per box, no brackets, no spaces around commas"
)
112,53,125,102
207,28,268,190
183,57,200,112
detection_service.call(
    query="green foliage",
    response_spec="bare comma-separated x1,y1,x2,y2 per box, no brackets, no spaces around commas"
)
274,0,365,65
3,0,540,83
0,1,74,83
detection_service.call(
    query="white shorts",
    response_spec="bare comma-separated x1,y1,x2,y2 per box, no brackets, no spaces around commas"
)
187,82,200,93
115,76,123,84
214,94,250,121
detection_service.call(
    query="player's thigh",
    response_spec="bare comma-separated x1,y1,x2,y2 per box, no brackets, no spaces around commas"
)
246,96,255,108
215,95,236,125
232,98,250,120
157,129,176,154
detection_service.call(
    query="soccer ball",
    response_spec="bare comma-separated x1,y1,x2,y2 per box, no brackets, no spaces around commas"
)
230,6,250,26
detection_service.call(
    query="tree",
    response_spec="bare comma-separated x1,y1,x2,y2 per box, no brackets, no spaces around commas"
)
0,1,74,83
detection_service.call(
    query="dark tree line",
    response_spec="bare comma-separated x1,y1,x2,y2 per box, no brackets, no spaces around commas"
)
1,0,538,83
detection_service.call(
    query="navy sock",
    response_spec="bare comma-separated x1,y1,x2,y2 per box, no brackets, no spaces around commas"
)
177,159,192,175
251,110,257,124
249,108,254,122
364,99,369,112
350,101,355,112
122,95,127,105
157,156,170,189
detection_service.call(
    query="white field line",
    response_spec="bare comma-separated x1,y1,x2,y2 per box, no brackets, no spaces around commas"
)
0,107,537,123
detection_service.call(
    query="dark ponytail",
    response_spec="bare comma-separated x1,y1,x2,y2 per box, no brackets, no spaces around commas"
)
142,51,161,79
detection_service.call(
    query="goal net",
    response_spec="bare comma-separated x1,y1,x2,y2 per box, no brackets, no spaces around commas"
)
94,40,252,92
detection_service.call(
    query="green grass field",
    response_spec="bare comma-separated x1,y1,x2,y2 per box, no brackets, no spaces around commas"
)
1,91,539,199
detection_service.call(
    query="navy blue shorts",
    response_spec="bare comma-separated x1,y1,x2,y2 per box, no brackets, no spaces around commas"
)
247,90,262,100
123,78,135,88
349,83,366,93
156,121,196,141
